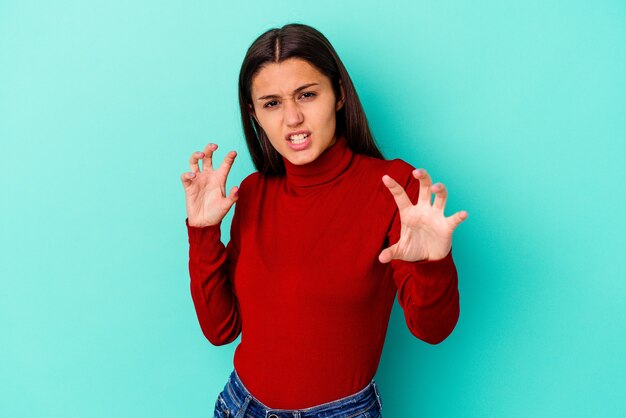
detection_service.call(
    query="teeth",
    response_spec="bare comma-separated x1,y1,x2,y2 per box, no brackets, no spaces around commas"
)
289,133,308,144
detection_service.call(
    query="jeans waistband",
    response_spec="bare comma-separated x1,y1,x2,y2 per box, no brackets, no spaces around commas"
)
218,369,383,418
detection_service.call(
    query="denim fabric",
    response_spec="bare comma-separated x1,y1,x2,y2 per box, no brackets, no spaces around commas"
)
213,369,383,418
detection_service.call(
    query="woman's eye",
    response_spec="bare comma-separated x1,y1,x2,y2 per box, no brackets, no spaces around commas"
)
264,93,314,108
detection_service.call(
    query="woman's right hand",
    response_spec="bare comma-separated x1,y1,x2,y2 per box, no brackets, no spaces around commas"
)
181,143,239,227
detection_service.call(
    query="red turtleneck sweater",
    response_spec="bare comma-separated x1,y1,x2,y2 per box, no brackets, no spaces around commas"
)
186,136,460,409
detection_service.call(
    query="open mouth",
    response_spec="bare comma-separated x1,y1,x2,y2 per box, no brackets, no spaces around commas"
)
285,131,312,150
289,133,309,144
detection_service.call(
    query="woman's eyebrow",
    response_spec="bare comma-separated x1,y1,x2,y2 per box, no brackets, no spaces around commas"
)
256,83,319,100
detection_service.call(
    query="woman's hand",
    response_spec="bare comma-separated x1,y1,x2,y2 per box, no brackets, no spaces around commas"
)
181,143,239,227
379,168,468,263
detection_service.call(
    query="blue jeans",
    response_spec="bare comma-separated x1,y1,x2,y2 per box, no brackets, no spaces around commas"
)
213,369,383,418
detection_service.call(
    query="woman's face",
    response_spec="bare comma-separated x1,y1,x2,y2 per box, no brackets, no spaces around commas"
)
249,58,344,166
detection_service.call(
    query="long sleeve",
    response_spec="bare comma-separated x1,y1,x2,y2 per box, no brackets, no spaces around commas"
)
384,159,460,345
186,204,242,346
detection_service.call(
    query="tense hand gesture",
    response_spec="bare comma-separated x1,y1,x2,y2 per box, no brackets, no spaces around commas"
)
379,168,468,263
181,143,239,227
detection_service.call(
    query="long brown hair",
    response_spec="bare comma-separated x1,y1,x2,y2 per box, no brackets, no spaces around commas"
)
238,23,384,175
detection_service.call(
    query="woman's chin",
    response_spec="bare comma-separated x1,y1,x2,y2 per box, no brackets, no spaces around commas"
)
283,149,318,165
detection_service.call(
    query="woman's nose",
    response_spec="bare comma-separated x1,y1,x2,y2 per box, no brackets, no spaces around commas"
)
283,100,304,127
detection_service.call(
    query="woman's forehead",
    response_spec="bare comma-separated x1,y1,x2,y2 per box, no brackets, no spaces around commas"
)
251,58,328,97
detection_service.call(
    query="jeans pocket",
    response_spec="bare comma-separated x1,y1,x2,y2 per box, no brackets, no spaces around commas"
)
346,399,382,418
213,392,230,418
367,408,383,418
360,406,383,418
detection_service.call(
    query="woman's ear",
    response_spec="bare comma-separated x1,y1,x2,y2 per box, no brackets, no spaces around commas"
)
336,79,345,111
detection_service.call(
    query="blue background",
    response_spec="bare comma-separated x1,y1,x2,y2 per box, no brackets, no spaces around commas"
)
1,1,624,417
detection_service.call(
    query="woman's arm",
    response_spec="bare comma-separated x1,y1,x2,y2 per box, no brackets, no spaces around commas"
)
381,159,465,344
181,142,242,345
389,243,460,345
187,209,242,346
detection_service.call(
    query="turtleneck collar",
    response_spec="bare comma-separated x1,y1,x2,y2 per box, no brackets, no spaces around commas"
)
282,135,353,188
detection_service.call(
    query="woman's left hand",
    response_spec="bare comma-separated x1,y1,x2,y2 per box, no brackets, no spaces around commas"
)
379,168,468,263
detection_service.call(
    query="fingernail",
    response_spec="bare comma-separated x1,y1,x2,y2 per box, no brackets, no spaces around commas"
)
189,172,195,178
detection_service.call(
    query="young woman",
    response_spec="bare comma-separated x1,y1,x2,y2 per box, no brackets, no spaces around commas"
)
181,23,467,418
